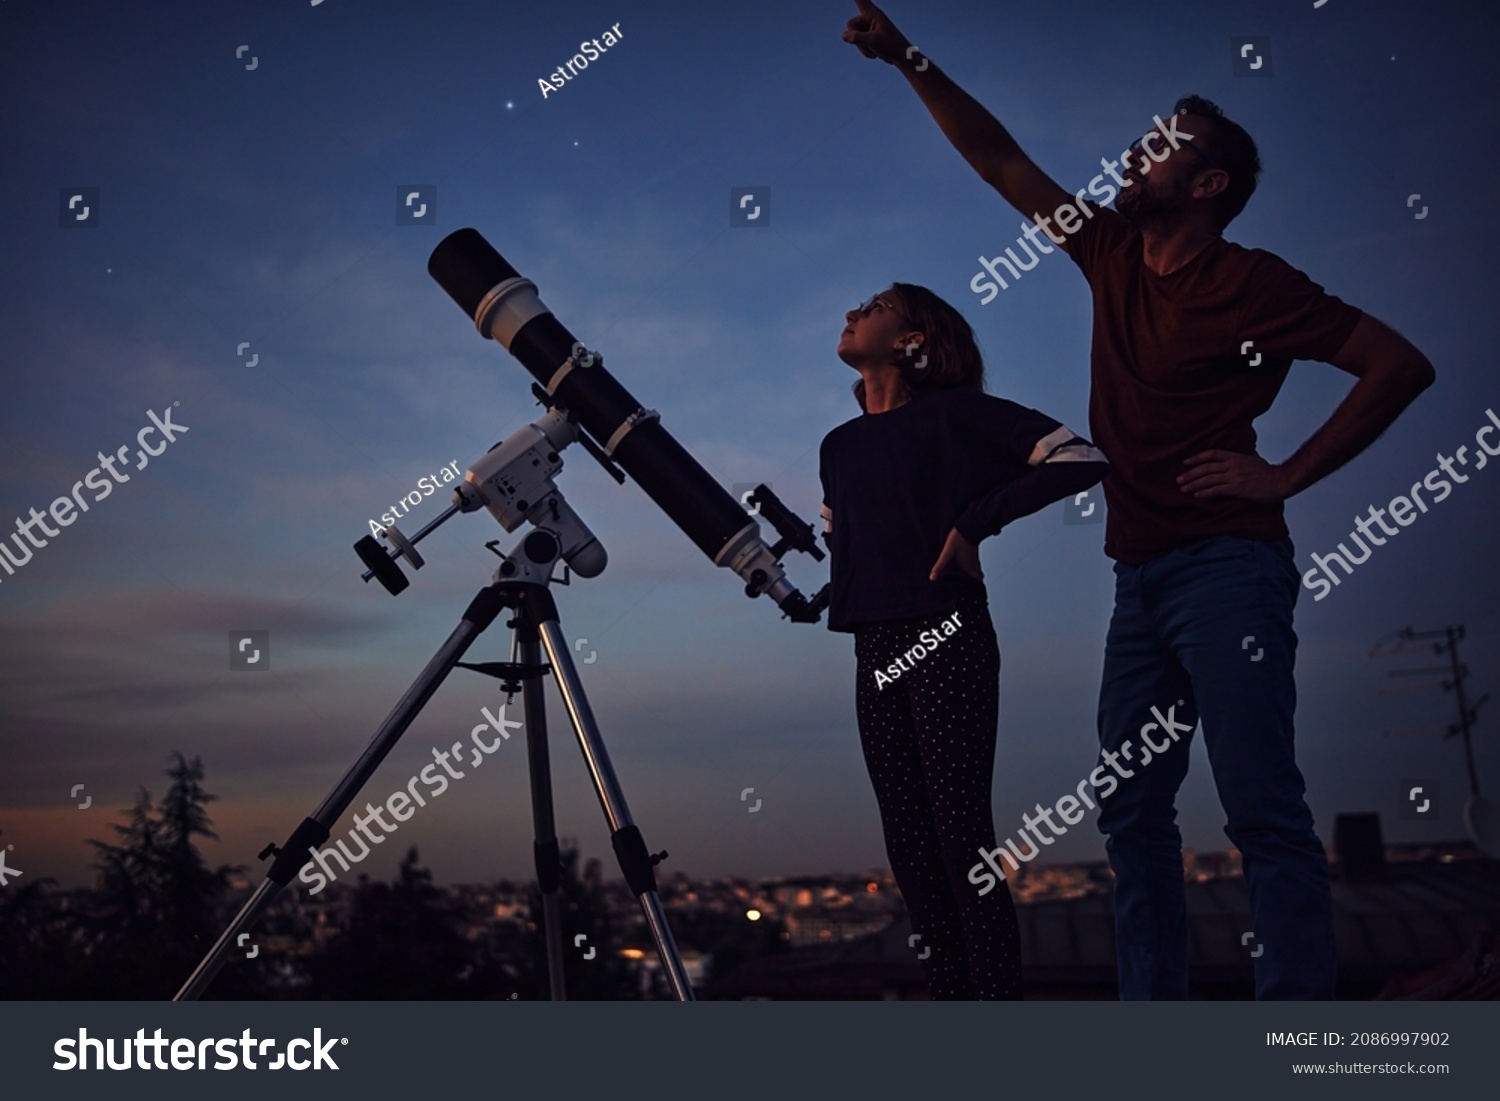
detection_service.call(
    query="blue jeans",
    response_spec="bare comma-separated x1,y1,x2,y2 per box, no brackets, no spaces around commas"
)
1095,535,1336,1000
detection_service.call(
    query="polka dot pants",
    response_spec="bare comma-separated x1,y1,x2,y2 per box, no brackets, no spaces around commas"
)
853,592,1022,999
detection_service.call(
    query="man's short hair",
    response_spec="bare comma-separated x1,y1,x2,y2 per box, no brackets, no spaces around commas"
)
1174,94,1262,229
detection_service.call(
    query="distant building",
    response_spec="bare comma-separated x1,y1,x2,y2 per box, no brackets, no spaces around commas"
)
708,842,1500,999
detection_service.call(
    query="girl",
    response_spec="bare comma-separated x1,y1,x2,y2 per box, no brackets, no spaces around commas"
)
819,283,1108,998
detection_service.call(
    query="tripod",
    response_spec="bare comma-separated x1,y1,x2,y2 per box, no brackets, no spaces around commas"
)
175,529,695,1001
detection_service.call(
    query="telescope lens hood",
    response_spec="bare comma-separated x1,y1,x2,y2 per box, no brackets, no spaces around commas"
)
429,228,522,321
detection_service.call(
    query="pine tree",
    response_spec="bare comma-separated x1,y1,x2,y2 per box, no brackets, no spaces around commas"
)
84,753,240,997
157,752,233,944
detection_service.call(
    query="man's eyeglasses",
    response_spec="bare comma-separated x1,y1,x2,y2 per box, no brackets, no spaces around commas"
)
1128,130,1218,170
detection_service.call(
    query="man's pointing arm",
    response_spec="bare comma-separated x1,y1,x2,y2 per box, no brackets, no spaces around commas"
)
843,0,1070,224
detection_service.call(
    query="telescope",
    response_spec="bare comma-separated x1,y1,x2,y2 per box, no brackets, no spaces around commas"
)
177,231,827,1003
408,227,829,621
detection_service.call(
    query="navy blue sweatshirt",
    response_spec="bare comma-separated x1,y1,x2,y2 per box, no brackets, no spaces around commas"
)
818,387,1108,632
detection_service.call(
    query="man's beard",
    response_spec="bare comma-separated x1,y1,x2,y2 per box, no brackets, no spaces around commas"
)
1116,173,1192,229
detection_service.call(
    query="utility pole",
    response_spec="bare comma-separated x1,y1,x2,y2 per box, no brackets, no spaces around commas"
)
1373,623,1490,800
1408,626,1485,798
1373,624,1499,858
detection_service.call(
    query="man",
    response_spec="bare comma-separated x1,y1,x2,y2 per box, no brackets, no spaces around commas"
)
842,1,1435,999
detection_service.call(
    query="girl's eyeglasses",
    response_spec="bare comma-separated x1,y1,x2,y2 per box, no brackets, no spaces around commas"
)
854,294,905,319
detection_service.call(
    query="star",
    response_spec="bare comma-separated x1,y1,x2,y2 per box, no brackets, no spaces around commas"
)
0,849,20,887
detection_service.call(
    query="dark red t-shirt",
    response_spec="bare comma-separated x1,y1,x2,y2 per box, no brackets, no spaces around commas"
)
1060,203,1363,563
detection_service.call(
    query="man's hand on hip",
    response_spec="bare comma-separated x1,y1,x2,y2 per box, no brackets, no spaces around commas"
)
1178,450,1291,503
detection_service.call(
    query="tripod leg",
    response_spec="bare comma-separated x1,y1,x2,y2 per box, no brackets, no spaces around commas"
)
514,625,568,1001
533,617,697,1001
174,585,509,1001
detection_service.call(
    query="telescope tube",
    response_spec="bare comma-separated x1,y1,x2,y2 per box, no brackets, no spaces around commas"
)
428,228,817,619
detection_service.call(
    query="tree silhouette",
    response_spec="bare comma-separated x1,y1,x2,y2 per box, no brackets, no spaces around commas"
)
158,752,233,944
88,787,162,938
0,876,91,997
83,752,242,997
305,847,474,998
6,759,669,1001
515,845,645,999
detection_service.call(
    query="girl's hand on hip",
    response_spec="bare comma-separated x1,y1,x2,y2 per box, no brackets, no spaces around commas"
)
931,528,983,581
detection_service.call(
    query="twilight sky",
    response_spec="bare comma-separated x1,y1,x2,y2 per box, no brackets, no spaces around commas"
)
1,0,1496,893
